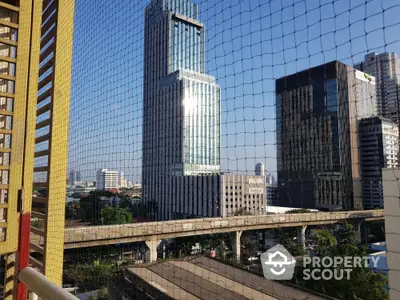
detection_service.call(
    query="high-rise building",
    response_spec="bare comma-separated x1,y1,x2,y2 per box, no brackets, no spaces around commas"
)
119,172,127,188
68,170,76,185
142,0,221,220
359,116,399,208
76,170,82,182
276,61,377,210
355,52,400,122
96,169,119,190
255,163,265,176
68,169,81,185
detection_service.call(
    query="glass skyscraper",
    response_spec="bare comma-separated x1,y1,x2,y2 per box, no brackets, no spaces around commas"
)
142,0,221,220
276,61,377,210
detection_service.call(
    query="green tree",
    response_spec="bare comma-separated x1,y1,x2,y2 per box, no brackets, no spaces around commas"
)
314,229,337,256
119,197,133,210
63,260,117,292
240,232,258,259
336,223,358,245
88,293,96,300
79,190,117,223
294,229,388,300
276,228,305,256
97,287,108,300
100,207,133,225
130,200,158,220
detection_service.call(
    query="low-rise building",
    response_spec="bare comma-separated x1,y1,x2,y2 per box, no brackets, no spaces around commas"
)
266,185,278,206
220,174,266,217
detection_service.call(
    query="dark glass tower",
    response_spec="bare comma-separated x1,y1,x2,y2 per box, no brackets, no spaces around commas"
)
276,61,377,210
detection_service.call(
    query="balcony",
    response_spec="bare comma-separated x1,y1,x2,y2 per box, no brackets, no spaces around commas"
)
18,267,78,300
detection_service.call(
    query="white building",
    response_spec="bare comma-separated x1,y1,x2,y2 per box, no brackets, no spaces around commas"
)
96,169,119,190
355,52,400,122
359,116,398,208
220,174,266,217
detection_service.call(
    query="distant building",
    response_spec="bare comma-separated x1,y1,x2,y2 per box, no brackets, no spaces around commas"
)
266,173,277,186
68,169,82,185
74,181,95,187
220,174,266,217
73,186,96,194
276,61,377,210
119,172,127,188
266,185,278,206
68,170,76,186
359,116,398,208
96,169,119,190
166,174,265,219
355,52,400,122
255,163,265,176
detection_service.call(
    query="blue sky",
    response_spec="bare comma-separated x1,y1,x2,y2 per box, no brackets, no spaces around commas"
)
68,0,400,182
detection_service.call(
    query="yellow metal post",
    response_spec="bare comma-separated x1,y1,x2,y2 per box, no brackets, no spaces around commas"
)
30,0,75,285
0,0,42,299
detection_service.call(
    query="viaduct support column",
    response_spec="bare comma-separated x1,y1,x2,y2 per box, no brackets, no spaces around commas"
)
352,221,364,243
297,225,307,249
231,231,243,262
145,239,161,263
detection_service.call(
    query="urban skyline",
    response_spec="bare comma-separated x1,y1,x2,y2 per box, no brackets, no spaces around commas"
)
68,0,400,182
1,0,398,299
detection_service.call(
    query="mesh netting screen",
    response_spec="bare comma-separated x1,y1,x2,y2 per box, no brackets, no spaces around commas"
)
35,0,400,299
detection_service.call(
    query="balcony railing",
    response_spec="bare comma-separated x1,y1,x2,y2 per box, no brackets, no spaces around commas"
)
18,267,78,300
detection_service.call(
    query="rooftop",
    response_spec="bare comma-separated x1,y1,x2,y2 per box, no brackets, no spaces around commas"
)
123,257,329,300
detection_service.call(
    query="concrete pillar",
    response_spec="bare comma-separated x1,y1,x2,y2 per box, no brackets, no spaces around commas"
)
297,225,307,249
145,239,161,262
231,231,243,262
353,221,363,243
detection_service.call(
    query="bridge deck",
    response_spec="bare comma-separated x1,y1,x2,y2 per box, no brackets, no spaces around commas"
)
60,210,383,248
